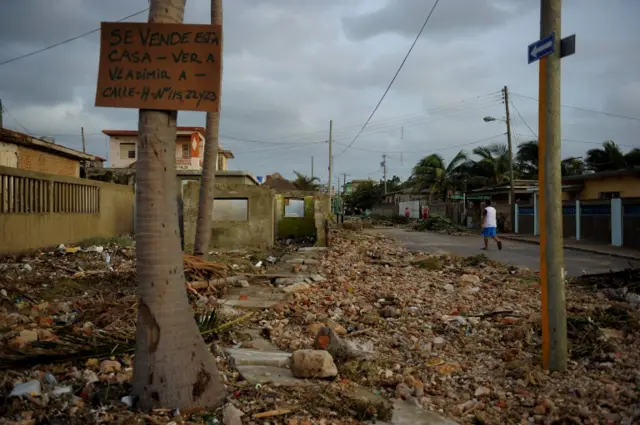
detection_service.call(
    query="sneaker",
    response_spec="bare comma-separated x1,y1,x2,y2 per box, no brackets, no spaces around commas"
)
497,241,503,250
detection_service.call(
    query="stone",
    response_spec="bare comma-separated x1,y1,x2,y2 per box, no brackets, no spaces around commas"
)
392,400,460,425
443,284,455,293
290,349,338,378
325,319,347,335
533,404,546,415
235,280,250,288
9,380,42,397
280,282,311,294
275,277,306,286
395,383,412,399
414,379,425,397
459,274,481,285
308,322,325,336
474,386,491,398
381,306,399,318
226,348,291,368
433,337,446,349
19,329,38,344
222,403,244,425
235,365,315,387
313,326,367,362
343,385,393,421
310,274,327,283
99,360,121,373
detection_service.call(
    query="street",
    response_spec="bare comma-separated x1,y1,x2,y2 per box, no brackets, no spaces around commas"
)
372,227,633,276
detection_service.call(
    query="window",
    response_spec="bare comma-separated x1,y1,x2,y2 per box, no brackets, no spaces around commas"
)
284,198,305,218
599,191,620,200
181,143,190,159
120,143,136,159
212,199,248,221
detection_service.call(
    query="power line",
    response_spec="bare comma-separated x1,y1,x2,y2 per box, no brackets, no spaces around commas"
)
512,133,637,148
1,104,31,134
0,8,149,67
337,0,442,157
510,92,640,123
509,98,538,139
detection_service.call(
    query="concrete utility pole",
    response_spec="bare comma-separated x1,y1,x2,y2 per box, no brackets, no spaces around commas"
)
503,86,515,226
81,127,86,153
381,154,388,194
327,120,333,213
539,0,567,372
0,98,3,128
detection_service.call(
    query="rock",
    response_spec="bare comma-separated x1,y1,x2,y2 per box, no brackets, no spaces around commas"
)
362,312,381,325
433,336,446,349
83,370,99,384
222,403,244,425
414,379,425,397
444,284,455,293
235,279,250,288
474,386,491,397
310,274,327,283
99,360,121,374
313,326,369,362
459,274,481,284
380,305,399,318
308,322,325,336
290,349,338,378
395,382,412,399
534,404,546,415
9,380,42,397
325,319,347,335
19,329,38,344
280,282,311,294
85,358,99,368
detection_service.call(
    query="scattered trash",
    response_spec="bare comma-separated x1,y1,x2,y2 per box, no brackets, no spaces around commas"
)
9,380,42,397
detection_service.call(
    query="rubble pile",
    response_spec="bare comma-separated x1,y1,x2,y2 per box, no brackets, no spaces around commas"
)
0,233,639,425
412,214,470,235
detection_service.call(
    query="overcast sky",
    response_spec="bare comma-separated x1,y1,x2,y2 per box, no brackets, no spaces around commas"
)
1,0,639,185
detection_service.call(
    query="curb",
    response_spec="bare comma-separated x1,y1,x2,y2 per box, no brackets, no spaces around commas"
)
500,236,640,262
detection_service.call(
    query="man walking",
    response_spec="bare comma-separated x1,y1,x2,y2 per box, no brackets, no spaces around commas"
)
481,200,502,250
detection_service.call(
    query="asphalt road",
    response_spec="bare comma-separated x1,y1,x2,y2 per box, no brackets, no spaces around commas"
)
372,227,632,276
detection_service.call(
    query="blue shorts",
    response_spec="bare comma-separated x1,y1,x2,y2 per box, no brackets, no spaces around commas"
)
481,227,497,237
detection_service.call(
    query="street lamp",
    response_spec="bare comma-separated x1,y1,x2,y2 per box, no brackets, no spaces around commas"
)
483,113,515,231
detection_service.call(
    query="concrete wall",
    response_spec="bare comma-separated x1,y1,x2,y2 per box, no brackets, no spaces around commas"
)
0,165,134,254
0,142,80,177
581,175,640,199
182,180,275,250
275,192,327,240
0,142,18,168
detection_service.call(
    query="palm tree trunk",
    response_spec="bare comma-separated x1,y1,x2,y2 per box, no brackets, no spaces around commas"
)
132,0,226,410
193,0,224,257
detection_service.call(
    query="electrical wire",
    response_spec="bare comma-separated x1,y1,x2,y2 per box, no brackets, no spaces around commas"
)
336,0,442,157
512,133,636,148
509,98,538,138
510,92,640,123
1,105,31,134
0,8,149,67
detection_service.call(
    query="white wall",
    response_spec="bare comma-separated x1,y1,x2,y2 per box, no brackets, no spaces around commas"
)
399,200,420,218
0,142,18,168
109,135,137,168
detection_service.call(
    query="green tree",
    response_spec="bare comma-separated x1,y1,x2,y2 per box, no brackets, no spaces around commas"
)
516,140,539,179
344,181,384,211
561,157,585,176
472,143,511,185
585,141,627,172
411,150,467,200
292,171,320,191
624,148,640,168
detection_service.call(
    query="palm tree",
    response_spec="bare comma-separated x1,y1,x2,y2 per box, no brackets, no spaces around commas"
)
292,171,320,191
516,140,539,179
585,141,627,172
561,157,585,176
472,143,511,185
194,0,224,257
624,148,640,168
132,0,225,410
411,150,467,200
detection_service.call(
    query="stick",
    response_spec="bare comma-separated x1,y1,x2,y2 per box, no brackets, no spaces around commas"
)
252,408,294,419
203,312,254,337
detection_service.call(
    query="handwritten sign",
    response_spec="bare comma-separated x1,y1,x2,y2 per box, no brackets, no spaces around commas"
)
95,22,222,112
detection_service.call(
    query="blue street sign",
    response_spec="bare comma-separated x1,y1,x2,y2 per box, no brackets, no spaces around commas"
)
528,32,556,64
256,176,264,184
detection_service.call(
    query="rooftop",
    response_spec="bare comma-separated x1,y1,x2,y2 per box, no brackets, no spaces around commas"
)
0,128,95,161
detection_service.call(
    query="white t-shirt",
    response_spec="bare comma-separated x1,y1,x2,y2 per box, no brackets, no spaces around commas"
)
483,206,497,228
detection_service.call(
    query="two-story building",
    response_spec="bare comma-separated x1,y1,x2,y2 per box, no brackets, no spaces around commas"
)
103,126,234,171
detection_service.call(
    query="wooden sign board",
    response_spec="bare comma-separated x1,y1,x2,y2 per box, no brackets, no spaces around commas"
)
95,22,222,112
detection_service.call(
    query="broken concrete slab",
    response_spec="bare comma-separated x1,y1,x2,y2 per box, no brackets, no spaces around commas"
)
226,348,291,368
298,247,328,252
241,328,281,351
274,277,306,286
235,365,317,387
389,400,459,425
218,286,288,310
284,258,305,265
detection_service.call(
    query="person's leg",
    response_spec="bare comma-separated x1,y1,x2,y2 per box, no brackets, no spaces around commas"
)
483,236,489,249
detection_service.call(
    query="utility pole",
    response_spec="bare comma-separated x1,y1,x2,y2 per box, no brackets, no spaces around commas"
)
81,127,86,153
327,120,333,214
538,0,567,372
0,98,3,128
311,156,314,180
503,86,515,227
381,154,387,194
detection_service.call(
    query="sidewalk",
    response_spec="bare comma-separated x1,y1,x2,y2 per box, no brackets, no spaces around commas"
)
500,234,640,261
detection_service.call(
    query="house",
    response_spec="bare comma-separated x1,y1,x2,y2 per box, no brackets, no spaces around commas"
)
344,179,375,195
464,180,539,205
561,169,640,200
103,126,234,171
381,188,429,204
0,128,95,178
